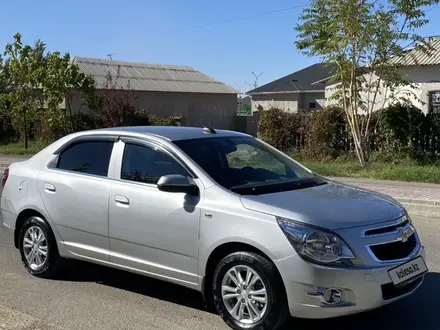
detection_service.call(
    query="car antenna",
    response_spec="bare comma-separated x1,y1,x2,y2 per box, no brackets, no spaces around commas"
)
203,126,216,134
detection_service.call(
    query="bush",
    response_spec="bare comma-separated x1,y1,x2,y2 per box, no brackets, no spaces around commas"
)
303,106,347,159
127,109,182,126
71,112,96,132
258,107,302,151
258,106,348,159
258,104,440,163
377,103,425,158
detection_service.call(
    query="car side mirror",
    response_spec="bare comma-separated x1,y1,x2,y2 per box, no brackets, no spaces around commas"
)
157,174,199,195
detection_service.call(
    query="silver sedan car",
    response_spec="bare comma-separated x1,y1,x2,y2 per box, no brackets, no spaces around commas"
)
1,126,427,330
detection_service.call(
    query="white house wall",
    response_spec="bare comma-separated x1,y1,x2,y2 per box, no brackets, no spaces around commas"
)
251,93,300,113
250,92,325,113
299,92,325,110
325,64,440,114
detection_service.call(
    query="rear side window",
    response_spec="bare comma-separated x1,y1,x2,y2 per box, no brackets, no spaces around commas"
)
121,143,188,184
57,141,114,177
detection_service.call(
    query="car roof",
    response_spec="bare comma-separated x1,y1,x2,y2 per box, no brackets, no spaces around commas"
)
90,126,250,141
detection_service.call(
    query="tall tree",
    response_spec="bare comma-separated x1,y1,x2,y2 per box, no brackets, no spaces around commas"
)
3,33,46,149
0,55,11,142
295,0,439,166
0,54,8,117
43,52,97,136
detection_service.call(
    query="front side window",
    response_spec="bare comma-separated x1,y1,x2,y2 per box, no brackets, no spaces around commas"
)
121,143,188,184
174,136,325,195
57,141,114,176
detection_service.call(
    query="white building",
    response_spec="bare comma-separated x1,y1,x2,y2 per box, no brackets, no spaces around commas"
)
246,63,337,113
319,38,440,115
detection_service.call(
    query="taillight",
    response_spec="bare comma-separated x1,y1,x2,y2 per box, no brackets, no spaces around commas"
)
2,167,9,188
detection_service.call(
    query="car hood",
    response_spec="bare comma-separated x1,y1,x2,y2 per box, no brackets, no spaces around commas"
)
240,181,405,230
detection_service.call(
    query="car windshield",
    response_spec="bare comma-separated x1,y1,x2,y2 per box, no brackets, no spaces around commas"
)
174,136,326,195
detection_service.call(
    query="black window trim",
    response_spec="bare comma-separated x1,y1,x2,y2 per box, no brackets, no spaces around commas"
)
48,134,118,179
118,136,198,185
53,134,119,155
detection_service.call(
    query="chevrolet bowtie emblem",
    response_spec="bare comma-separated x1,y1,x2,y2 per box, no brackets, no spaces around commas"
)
397,225,414,243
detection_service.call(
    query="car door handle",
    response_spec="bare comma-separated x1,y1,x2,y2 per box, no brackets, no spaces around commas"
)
44,183,56,193
114,195,130,206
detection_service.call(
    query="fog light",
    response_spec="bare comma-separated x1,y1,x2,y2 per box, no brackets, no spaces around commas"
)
323,288,342,305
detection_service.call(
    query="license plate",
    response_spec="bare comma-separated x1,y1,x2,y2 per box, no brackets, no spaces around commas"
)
388,256,428,286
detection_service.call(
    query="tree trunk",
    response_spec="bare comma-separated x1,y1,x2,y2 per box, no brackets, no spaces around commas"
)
66,97,74,132
24,111,28,150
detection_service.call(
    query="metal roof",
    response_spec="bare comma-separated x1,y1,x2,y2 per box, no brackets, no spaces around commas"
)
389,38,440,66
246,63,337,95
91,126,248,141
71,57,238,94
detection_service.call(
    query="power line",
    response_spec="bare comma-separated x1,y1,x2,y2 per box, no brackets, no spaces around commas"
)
176,4,307,31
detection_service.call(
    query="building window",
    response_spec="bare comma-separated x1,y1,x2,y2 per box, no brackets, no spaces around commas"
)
309,102,317,109
429,91,440,114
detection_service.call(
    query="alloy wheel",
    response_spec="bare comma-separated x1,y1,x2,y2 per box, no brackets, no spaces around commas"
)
221,265,268,325
23,226,49,271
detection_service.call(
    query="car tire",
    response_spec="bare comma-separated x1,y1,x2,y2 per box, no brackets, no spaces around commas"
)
212,251,290,330
18,216,64,278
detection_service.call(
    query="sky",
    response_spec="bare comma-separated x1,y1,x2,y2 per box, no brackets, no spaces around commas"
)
2,0,440,94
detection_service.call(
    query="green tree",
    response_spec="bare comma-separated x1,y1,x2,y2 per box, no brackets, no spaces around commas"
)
42,52,97,138
3,33,46,149
295,0,439,166
0,55,9,120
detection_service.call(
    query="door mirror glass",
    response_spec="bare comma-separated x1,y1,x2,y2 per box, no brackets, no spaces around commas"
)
157,174,199,195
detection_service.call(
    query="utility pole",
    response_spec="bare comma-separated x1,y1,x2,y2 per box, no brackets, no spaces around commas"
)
251,71,263,88
106,53,115,60
245,71,263,90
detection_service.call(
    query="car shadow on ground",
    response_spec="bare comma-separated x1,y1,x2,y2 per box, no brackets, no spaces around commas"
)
58,260,440,329
58,260,212,312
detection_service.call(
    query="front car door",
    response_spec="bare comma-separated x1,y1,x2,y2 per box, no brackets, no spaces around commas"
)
108,137,202,287
37,136,117,261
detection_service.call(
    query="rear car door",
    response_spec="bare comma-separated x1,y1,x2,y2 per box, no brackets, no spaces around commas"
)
108,138,202,285
37,136,117,261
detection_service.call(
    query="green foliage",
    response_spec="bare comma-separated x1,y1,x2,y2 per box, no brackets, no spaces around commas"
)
259,107,348,159
127,109,182,127
259,106,440,163
296,157,440,184
0,140,45,155
303,106,347,159
3,33,46,149
0,33,99,145
295,0,439,165
70,112,96,132
0,32,183,149
258,107,302,151
378,103,425,156
42,51,97,140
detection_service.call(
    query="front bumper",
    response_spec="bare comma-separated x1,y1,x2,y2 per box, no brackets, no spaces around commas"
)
275,245,426,319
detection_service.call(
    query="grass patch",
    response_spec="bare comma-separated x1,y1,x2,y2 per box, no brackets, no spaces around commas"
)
0,141,46,155
296,157,440,184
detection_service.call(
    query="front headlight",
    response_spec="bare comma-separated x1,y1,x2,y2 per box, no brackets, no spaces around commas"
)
277,217,355,266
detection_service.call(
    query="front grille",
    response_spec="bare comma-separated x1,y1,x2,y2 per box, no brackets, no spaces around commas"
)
364,219,409,236
381,275,423,300
369,234,417,261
